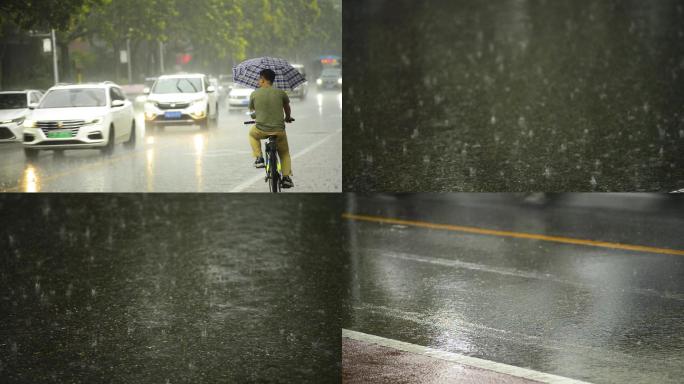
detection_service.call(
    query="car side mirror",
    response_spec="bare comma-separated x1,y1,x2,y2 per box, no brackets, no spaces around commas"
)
206,85,215,93
143,87,150,94
28,102,39,109
112,99,125,108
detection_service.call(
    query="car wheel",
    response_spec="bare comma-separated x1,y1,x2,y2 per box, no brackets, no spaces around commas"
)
24,147,38,159
124,120,136,149
101,125,115,155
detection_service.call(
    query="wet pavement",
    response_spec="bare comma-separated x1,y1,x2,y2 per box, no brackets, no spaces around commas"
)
0,90,341,192
0,195,344,383
343,194,684,383
343,0,684,192
342,335,539,384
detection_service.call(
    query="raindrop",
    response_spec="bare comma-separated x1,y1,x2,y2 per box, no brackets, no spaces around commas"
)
518,116,526,129
410,129,419,139
423,155,430,164
91,288,96,297
490,115,496,125
590,176,598,188
544,167,551,178
401,53,411,66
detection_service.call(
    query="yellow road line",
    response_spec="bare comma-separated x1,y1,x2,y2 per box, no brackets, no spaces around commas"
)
342,213,684,256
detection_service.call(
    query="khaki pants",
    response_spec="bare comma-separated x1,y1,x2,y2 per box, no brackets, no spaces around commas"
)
249,126,292,176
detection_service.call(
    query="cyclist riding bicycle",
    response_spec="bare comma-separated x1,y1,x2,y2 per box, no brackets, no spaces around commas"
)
248,68,295,188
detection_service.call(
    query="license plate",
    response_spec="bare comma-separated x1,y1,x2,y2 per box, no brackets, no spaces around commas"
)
164,111,182,119
47,130,72,139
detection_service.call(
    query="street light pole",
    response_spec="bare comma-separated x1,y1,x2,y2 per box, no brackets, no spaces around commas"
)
51,29,59,84
126,37,132,84
159,41,164,74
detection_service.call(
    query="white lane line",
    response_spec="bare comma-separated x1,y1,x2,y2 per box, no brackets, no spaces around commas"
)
229,126,342,192
365,248,684,301
343,329,594,384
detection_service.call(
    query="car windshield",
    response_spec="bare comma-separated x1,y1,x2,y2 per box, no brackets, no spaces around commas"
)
0,93,27,109
321,68,341,77
152,78,203,94
39,89,106,108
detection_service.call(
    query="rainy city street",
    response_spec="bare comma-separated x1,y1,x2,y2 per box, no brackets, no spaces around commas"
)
344,0,684,192
0,91,341,192
342,194,684,383
0,195,344,383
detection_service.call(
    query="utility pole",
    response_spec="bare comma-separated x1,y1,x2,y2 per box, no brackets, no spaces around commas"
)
51,29,59,84
159,41,165,74
126,37,132,84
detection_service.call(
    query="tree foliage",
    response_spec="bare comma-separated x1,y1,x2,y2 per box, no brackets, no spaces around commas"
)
0,0,103,31
1,0,340,84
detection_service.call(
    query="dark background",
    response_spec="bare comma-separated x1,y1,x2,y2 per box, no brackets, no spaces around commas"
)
343,0,684,192
0,194,344,383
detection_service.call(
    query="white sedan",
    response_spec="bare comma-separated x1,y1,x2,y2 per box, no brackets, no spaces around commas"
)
227,84,255,110
22,82,136,158
0,90,43,142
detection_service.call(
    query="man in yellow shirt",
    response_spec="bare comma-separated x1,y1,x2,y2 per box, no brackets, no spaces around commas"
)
248,69,295,188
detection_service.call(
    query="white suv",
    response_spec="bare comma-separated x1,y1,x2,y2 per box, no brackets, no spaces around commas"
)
144,74,218,130
22,82,136,158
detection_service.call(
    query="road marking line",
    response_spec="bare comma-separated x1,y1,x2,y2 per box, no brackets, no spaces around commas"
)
230,127,342,192
343,329,594,384
364,248,684,300
342,213,684,256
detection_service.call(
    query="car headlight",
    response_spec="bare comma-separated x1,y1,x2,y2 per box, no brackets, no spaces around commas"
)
23,119,36,128
84,118,101,125
338,78,342,84
1,117,24,124
190,99,206,111
316,79,322,85
144,101,156,109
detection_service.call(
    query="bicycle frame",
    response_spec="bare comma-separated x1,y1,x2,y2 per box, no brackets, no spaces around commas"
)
244,117,293,193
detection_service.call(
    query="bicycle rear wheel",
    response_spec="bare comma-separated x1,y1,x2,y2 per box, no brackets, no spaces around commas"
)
268,153,280,193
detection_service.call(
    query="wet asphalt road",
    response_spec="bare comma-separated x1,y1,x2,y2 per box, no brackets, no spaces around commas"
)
343,194,684,383
0,195,344,383
343,0,684,192
0,90,341,192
